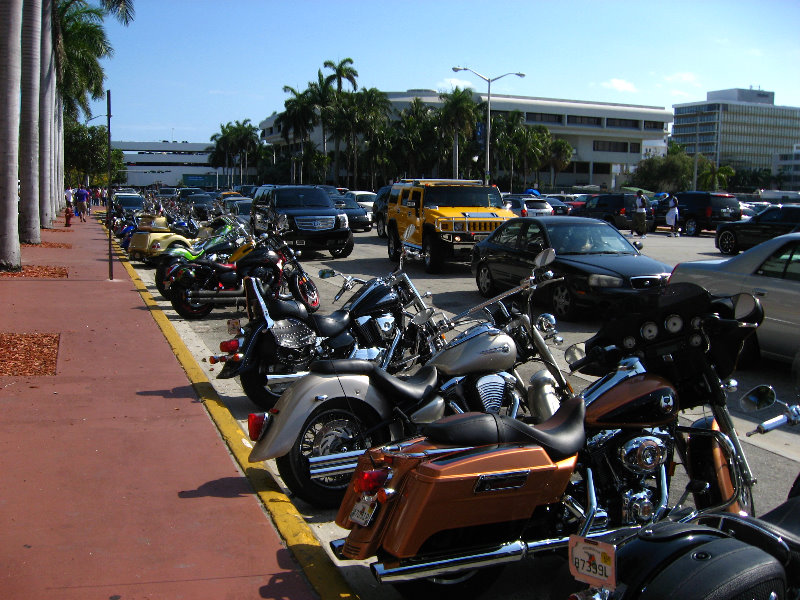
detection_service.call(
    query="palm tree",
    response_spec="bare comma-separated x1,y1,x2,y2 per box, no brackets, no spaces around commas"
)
492,111,524,192
355,88,391,189
395,97,436,178
324,58,358,185
19,0,43,244
0,0,23,270
438,87,477,179
306,70,334,180
698,163,735,191
548,138,574,187
277,87,318,184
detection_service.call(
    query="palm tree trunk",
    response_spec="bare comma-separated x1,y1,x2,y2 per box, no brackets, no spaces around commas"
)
452,131,459,179
20,0,42,243
39,0,55,228
0,0,23,269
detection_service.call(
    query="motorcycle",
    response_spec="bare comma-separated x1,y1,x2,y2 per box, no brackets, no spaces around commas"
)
211,241,440,413
244,248,572,509
167,219,320,319
565,373,800,600
330,282,764,598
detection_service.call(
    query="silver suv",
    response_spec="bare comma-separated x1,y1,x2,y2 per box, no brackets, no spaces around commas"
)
503,194,554,217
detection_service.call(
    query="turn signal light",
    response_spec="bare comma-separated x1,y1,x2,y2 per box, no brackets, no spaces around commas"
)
220,339,240,353
247,413,268,441
354,468,391,494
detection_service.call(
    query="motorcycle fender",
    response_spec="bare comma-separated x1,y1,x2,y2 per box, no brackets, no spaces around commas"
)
248,373,395,462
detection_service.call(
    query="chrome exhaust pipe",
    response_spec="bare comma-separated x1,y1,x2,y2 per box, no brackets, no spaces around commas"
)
264,371,309,386
309,449,365,480
186,288,244,298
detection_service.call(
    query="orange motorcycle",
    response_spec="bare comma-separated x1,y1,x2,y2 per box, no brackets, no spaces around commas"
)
333,282,764,597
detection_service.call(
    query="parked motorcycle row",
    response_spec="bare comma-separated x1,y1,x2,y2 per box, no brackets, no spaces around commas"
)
119,209,800,600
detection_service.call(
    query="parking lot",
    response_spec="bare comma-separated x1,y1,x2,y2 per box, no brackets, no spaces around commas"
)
131,226,799,600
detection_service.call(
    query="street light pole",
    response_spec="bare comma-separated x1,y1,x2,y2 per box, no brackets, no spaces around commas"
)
452,67,525,185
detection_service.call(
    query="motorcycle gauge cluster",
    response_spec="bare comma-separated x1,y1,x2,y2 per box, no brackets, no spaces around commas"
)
664,314,683,334
640,321,659,341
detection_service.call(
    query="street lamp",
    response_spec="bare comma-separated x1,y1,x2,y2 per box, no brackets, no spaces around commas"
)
452,66,525,185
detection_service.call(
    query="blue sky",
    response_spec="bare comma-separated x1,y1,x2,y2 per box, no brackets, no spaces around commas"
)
89,0,800,144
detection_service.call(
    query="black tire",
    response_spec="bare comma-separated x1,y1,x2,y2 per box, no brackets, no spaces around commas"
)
476,262,496,297
684,217,700,237
289,272,320,313
718,230,739,255
393,566,504,600
388,226,401,262
376,214,387,238
330,236,354,258
423,234,442,274
169,281,214,319
239,360,296,411
275,402,388,508
551,282,577,321
155,258,181,300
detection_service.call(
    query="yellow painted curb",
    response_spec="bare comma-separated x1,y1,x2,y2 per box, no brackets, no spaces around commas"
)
110,221,359,600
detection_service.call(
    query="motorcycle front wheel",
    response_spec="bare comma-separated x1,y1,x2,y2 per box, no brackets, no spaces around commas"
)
276,402,389,508
289,272,320,313
169,281,214,319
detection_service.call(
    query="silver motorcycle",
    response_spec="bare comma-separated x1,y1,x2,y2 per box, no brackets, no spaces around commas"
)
246,249,573,508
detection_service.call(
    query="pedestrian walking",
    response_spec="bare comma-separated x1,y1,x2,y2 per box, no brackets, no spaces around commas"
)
665,193,680,236
74,185,90,222
65,185,74,207
632,190,648,238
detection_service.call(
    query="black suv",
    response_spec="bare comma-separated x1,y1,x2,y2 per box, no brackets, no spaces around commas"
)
675,191,741,236
372,184,392,238
250,185,353,258
571,193,655,232
716,204,800,255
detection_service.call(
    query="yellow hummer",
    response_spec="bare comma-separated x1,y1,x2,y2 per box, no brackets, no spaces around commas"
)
385,179,515,273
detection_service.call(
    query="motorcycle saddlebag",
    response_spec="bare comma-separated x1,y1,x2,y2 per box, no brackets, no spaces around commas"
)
636,537,785,600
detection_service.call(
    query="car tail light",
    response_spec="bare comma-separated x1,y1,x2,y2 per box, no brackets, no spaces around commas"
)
219,338,240,353
521,207,528,217
705,206,713,217
247,413,268,441
618,207,626,215
354,468,391,494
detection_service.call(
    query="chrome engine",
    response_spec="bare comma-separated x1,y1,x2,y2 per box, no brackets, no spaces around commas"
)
474,372,517,414
355,313,397,345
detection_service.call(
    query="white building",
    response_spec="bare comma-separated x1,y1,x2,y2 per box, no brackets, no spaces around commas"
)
259,90,671,190
112,140,235,189
773,143,800,192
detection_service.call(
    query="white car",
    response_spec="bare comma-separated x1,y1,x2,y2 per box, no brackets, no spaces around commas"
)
669,233,800,363
503,194,553,217
344,191,377,220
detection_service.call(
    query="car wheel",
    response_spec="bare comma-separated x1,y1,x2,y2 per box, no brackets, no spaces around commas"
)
551,282,577,321
684,217,700,237
387,227,401,262
718,230,739,255
423,234,442,274
376,215,387,238
330,236,354,258
476,263,496,298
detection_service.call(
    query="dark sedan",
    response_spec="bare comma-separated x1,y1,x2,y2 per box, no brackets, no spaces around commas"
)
471,217,672,320
333,195,372,232
716,204,800,255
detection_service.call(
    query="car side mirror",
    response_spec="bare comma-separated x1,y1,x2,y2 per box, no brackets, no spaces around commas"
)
633,240,643,250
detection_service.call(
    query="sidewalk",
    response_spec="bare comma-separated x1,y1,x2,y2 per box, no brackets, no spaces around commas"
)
0,215,324,599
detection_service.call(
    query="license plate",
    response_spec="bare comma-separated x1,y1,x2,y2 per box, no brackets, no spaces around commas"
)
568,535,617,590
349,498,377,527
226,319,242,335
296,240,305,246
473,234,488,241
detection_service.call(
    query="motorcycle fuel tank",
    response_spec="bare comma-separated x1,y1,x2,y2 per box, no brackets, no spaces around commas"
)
429,323,517,376
583,372,678,429
345,279,399,316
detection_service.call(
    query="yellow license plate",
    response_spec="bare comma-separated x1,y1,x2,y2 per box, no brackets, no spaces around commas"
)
568,535,617,590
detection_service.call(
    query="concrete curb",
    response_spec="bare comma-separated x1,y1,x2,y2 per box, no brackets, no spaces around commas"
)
103,216,358,600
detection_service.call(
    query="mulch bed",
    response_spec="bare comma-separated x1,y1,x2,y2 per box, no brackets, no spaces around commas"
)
0,333,60,376
42,227,73,233
21,242,72,249
0,265,69,278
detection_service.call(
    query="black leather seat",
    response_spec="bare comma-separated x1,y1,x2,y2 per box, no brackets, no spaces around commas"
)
310,309,351,337
267,297,309,321
422,395,586,461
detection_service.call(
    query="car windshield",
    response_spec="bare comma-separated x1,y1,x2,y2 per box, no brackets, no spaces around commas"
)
232,201,251,214
711,195,739,209
546,222,636,255
117,196,144,208
275,188,333,208
425,186,505,208
189,194,213,204
526,200,550,209
336,197,362,209
354,193,376,202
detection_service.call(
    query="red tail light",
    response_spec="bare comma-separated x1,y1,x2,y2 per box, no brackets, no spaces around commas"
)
354,468,391,494
618,207,626,215
220,339,240,353
247,413,267,441
521,207,528,217
705,206,712,217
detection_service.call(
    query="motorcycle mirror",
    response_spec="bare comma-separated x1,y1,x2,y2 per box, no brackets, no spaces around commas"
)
732,293,759,321
318,269,337,279
564,343,586,366
535,313,557,333
411,307,435,326
534,248,556,268
739,384,777,413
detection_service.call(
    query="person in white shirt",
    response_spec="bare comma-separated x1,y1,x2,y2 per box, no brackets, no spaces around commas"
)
632,190,648,238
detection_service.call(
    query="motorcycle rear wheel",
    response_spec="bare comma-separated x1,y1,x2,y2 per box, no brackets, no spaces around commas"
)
169,281,214,319
239,360,296,411
276,402,389,508
392,566,504,600
155,258,181,300
289,272,320,313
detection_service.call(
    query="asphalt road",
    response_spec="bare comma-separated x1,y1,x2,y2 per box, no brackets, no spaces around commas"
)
131,226,799,600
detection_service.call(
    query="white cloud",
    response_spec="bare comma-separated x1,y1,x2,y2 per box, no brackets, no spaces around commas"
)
664,72,701,87
601,78,638,93
437,77,476,91
671,89,691,98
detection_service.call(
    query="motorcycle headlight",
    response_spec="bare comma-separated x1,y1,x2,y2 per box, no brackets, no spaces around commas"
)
588,274,623,288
